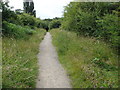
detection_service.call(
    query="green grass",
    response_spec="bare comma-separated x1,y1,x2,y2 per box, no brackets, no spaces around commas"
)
2,29,46,88
50,29,118,88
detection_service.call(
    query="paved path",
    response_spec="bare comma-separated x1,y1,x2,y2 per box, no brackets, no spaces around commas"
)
36,32,71,88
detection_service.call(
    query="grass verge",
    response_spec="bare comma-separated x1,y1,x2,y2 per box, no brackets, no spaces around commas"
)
50,29,118,88
2,29,46,88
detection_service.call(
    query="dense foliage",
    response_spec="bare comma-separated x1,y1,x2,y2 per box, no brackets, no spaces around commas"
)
49,17,61,29
62,2,120,51
1,1,18,24
42,18,62,30
2,21,35,39
49,19,61,29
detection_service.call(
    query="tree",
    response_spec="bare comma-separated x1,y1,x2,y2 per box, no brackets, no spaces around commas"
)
1,1,17,23
49,19,61,29
23,0,36,17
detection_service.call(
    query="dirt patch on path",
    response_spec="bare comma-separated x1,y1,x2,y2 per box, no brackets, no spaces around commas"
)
36,32,71,88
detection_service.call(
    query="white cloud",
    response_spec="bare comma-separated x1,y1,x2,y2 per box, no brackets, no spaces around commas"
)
5,0,73,19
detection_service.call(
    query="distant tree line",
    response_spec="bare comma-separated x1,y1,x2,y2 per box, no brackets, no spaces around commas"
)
43,17,62,30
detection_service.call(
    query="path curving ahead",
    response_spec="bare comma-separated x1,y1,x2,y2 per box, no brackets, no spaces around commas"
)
36,32,71,88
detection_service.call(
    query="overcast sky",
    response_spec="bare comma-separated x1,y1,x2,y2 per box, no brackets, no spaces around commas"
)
6,0,73,19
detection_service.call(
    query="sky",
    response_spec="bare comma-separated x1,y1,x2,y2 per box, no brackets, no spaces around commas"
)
5,0,73,19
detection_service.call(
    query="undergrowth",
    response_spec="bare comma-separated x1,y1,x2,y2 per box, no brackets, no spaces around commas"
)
50,29,118,88
2,29,46,88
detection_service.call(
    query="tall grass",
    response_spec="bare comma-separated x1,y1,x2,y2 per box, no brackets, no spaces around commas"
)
50,29,118,88
2,29,46,88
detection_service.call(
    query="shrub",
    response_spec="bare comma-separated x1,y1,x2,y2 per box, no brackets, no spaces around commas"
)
2,21,35,39
96,14,120,48
49,20,61,29
18,13,37,28
1,1,18,24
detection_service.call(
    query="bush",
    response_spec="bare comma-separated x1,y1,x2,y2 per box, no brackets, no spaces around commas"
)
18,13,37,28
1,1,18,24
49,20,61,29
17,13,47,29
96,14,120,48
2,21,35,39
